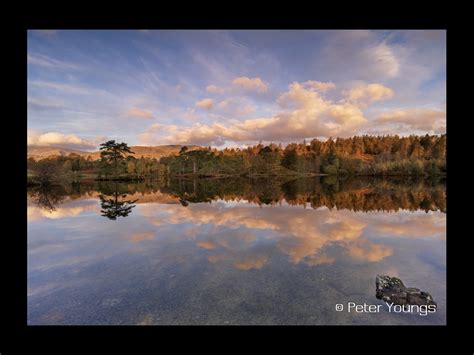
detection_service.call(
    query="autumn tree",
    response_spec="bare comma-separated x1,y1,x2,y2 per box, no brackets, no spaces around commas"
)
282,147,298,171
127,160,136,175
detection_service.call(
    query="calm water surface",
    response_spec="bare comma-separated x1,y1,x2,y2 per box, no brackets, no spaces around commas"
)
27,177,446,325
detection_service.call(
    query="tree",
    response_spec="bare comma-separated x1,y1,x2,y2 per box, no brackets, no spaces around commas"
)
410,140,424,159
62,160,73,174
99,140,134,176
72,158,81,172
27,157,36,171
32,159,60,185
127,160,136,175
432,135,446,160
282,148,298,171
136,158,147,178
26,134,447,181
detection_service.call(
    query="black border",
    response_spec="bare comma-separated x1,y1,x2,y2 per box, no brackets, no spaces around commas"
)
4,11,466,354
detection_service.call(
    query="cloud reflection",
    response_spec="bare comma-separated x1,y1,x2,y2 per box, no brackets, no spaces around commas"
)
27,181,446,272
27,199,99,222
138,202,443,269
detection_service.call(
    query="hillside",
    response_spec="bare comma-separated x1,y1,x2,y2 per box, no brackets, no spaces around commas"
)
27,144,201,161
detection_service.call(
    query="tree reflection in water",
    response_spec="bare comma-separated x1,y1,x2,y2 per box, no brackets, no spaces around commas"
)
28,185,66,212
162,176,446,213
98,182,138,220
26,176,447,215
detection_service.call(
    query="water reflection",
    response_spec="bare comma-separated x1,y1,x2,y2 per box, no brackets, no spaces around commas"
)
137,201,444,269
98,182,138,220
165,176,446,213
27,177,446,325
27,176,446,214
28,185,66,212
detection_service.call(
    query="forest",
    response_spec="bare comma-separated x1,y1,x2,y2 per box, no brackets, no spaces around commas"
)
27,134,446,185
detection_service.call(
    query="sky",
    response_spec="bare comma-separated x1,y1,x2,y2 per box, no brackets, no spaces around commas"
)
27,29,446,150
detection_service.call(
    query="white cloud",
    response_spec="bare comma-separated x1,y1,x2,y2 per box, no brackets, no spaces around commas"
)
303,80,336,92
27,130,102,150
374,108,446,133
139,77,443,147
344,83,394,106
142,81,373,146
195,98,214,109
232,76,268,93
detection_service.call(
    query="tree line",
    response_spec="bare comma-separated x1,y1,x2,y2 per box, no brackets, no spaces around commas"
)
27,135,446,185
163,134,446,177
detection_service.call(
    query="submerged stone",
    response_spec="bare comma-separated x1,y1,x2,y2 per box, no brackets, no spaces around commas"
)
375,275,437,307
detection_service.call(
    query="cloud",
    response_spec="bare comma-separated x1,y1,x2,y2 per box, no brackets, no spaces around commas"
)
371,215,445,238
208,254,230,264
28,98,64,112
28,200,99,222
346,241,393,262
234,255,268,270
303,80,336,92
206,84,227,94
322,32,401,81
207,77,268,96
128,231,155,242
28,80,93,95
27,130,101,150
197,240,218,249
362,42,400,78
304,254,336,266
140,202,405,268
127,107,153,119
137,124,166,145
374,108,446,133
232,76,268,93
27,53,80,70
215,98,256,117
149,81,370,145
195,98,214,109
28,30,445,148
45,192,443,273
183,108,199,120
344,83,394,106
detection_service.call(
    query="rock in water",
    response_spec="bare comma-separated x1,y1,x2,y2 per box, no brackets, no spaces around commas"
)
375,275,437,306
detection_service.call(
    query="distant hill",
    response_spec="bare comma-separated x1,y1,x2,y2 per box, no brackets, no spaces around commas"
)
27,144,201,161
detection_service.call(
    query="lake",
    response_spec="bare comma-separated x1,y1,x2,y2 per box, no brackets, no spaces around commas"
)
27,176,446,325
